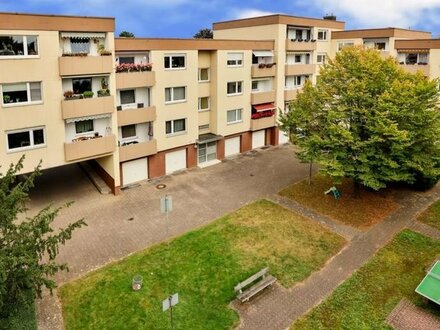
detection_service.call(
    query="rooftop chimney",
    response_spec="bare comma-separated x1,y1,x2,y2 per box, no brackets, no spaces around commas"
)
323,13,337,21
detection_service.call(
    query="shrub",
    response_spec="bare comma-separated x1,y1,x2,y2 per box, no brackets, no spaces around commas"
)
82,91,94,98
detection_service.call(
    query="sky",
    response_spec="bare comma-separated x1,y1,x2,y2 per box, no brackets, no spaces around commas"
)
1,0,440,38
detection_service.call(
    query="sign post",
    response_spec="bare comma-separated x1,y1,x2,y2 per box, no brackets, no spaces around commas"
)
162,293,179,330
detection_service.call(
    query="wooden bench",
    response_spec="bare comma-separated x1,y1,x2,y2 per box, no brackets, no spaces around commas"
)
234,268,277,303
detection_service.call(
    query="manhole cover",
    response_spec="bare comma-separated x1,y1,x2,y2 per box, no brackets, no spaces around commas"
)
156,184,167,189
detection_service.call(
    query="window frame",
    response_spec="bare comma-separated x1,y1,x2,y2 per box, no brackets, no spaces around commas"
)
164,53,186,70
338,41,355,51
165,118,187,136
120,89,136,106
1,81,43,107
317,29,328,41
6,126,46,153
0,35,39,59
165,86,187,104
121,124,137,139
198,96,210,112
226,81,243,96
226,108,243,124
227,52,244,67
198,68,210,82
75,120,94,135
317,53,327,64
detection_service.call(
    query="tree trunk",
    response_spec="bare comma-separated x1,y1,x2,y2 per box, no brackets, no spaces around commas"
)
353,181,362,199
308,160,313,185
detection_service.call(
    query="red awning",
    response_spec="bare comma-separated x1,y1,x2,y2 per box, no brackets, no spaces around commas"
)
253,103,275,112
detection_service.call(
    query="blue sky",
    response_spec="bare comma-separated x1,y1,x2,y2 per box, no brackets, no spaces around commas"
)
1,0,440,38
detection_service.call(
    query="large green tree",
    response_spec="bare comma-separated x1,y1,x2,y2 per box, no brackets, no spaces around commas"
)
279,46,440,191
0,157,86,322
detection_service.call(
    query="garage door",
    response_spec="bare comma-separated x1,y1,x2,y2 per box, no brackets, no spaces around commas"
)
225,137,240,157
165,149,187,174
122,158,148,186
252,130,265,149
279,130,290,144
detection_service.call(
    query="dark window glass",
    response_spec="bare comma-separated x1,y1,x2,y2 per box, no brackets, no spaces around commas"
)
119,57,135,64
2,83,28,103
8,131,30,149
227,82,236,94
75,120,94,134
164,56,170,68
165,121,172,134
72,78,92,94
174,119,185,132
33,129,44,145
120,90,135,104
27,36,38,55
252,54,258,64
122,125,136,138
406,54,418,64
171,56,185,68
0,36,24,56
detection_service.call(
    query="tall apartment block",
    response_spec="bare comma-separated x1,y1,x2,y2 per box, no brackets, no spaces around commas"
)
0,12,436,194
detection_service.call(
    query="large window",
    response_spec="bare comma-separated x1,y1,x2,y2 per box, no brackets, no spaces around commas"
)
119,56,135,64
198,68,210,82
164,54,186,69
317,29,328,41
166,119,186,135
72,78,92,94
227,53,243,67
198,97,210,111
2,82,42,105
121,124,136,138
165,86,186,103
75,120,94,134
120,90,136,105
0,35,38,57
70,38,90,54
7,127,45,151
227,81,243,95
227,109,242,124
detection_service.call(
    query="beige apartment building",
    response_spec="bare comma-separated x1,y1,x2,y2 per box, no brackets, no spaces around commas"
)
0,12,436,194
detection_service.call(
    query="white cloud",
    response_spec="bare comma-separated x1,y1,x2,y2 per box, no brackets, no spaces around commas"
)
232,8,275,19
311,0,440,29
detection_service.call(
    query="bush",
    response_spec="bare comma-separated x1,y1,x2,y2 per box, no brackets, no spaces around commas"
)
411,172,440,191
82,91,94,98
0,290,37,330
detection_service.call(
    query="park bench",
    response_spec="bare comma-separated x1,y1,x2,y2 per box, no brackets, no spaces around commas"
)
234,267,277,303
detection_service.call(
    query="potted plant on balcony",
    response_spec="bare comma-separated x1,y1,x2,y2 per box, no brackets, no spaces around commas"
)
83,91,94,98
63,90,82,100
3,95,11,104
97,89,110,97
258,63,266,69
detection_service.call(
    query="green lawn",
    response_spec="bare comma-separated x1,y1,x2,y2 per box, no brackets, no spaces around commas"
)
279,174,399,229
292,230,440,329
60,199,345,330
418,199,440,230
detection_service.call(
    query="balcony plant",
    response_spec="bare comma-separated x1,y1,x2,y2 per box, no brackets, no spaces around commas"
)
115,63,153,73
3,95,11,103
258,63,266,69
63,90,83,100
98,44,112,56
251,110,274,119
97,89,110,97
83,91,94,98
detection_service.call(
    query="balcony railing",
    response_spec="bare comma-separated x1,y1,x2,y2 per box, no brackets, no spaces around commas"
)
399,63,430,76
59,55,113,76
251,64,277,78
61,96,114,120
250,112,276,131
284,89,300,101
117,106,156,126
251,90,276,105
285,64,316,76
285,39,317,52
64,134,116,162
119,139,157,162
116,71,155,89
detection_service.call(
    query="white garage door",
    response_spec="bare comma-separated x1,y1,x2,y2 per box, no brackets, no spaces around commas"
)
279,130,290,144
252,130,266,149
122,158,148,186
225,137,240,157
165,149,187,174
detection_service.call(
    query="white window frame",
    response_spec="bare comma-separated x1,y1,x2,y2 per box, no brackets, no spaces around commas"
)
1,81,43,108
338,41,355,51
166,118,187,136
119,89,136,108
227,52,243,67
0,35,39,59
227,81,243,96
317,29,328,41
317,53,327,64
6,126,46,153
198,96,210,112
198,68,210,82
227,108,243,124
165,86,186,104
164,53,186,70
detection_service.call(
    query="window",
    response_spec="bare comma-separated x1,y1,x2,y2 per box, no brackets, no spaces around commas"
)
198,68,210,82
120,90,135,105
72,78,92,94
317,29,328,41
166,119,186,135
198,141,217,164
198,97,210,111
164,54,186,69
165,86,186,103
338,42,354,51
2,82,42,105
227,81,243,95
227,52,243,66
252,81,259,92
285,75,309,89
7,127,45,151
70,38,90,54
227,109,242,124
119,56,135,64
75,120,94,134
317,53,327,64
199,124,209,130
0,35,38,57
121,124,136,138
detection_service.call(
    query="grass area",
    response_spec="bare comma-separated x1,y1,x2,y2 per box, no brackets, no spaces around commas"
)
60,199,345,330
418,199,440,230
292,230,440,329
279,174,399,229
0,290,37,330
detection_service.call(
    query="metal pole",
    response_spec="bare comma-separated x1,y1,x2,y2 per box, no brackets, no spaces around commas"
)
169,296,174,330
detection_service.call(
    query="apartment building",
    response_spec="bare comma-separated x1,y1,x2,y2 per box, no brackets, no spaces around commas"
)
0,12,435,194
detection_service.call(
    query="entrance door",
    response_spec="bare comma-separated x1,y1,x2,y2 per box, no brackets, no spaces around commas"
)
198,141,217,164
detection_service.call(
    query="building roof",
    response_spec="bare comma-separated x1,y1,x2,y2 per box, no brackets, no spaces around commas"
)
213,14,345,31
332,27,431,40
395,39,440,50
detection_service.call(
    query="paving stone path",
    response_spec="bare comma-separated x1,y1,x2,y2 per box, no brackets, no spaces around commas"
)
386,298,440,330
233,186,440,330
409,221,440,241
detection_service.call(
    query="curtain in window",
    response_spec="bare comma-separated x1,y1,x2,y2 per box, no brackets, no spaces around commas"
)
174,119,185,132
173,87,185,100
70,38,90,54
30,82,41,101
75,120,94,134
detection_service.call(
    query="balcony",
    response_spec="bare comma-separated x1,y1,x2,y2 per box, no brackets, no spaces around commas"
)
59,55,113,76
251,91,276,105
119,139,157,162
285,39,317,52
61,96,114,120
117,106,156,126
251,115,276,131
284,89,300,101
399,64,430,76
285,64,316,76
116,71,155,89
64,134,116,162
251,64,277,78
